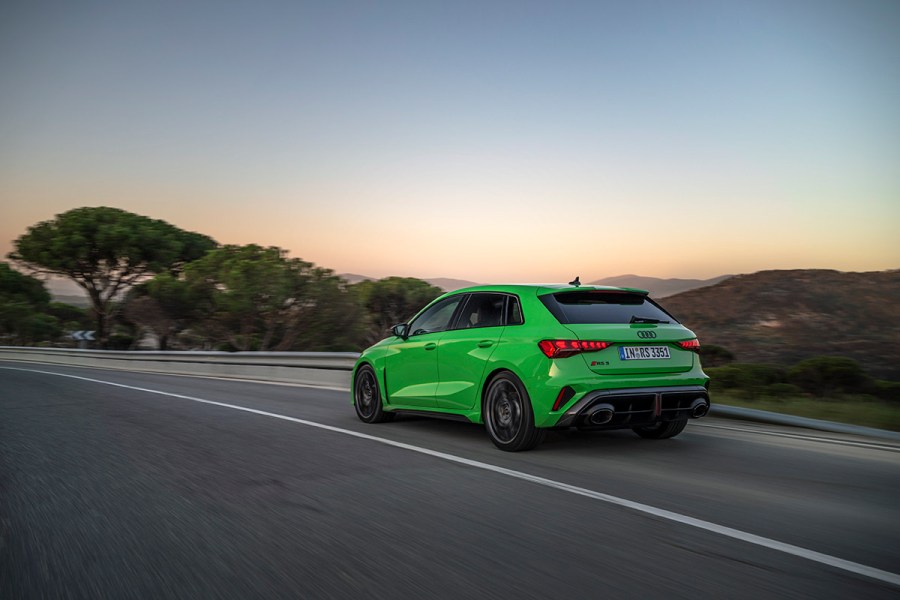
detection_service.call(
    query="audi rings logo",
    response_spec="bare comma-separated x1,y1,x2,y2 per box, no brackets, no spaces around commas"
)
636,330,657,339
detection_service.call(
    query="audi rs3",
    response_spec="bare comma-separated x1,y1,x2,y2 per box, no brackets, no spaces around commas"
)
352,282,710,451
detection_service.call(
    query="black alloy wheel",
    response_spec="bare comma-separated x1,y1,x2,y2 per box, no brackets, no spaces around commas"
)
483,372,545,452
354,365,394,423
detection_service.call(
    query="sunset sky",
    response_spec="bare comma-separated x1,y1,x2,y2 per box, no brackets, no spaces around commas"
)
2,0,898,284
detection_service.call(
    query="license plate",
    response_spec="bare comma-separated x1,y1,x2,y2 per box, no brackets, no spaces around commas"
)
619,345,671,360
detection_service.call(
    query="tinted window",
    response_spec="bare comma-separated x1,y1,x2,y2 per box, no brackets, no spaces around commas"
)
506,295,524,326
539,291,678,324
408,295,464,335
456,293,506,329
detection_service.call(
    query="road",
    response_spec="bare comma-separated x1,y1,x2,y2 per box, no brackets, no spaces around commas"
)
2,361,899,599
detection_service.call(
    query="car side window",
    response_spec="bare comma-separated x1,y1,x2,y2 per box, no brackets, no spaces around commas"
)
506,295,524,325
408,295,464,336
457,293,506,329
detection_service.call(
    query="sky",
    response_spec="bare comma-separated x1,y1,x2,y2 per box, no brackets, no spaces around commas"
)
2,0,898,284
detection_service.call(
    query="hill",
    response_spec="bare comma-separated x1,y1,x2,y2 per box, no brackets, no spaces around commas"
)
590,274,732,297
661,269,900,379
339,273,375,284
425,277,481,292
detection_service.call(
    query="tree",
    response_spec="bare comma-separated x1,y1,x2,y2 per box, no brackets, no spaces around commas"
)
179,245,362,351
0,262,50,305
352,277,444,345
0,262,57,344
45,301,91,331
9,207,217,347
121,273,203,350
289,275,365,351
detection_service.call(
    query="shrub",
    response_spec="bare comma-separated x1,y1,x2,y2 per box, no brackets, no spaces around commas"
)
870,380,900,403
699,344,735,367
106,332,135,350
705,366,742,390
788,357,869,396
707,363,787,397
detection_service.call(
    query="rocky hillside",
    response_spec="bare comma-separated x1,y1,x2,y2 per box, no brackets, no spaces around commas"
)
660,269,900,379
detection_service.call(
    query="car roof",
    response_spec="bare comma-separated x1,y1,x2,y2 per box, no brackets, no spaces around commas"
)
447,283,650,296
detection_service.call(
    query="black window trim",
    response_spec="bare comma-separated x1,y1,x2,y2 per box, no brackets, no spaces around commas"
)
504,293,525,327
447,292,525,330
407,291,527,335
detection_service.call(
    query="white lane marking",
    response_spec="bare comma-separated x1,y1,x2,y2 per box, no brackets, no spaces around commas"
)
4,365,899,589
695,423,900,453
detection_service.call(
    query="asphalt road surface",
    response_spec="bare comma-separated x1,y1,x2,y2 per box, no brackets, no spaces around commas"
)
2,361,899,599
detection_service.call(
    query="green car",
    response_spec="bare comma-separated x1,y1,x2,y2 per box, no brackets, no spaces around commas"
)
352,281,710,451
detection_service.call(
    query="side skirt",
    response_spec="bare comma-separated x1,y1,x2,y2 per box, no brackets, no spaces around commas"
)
388,408,475,423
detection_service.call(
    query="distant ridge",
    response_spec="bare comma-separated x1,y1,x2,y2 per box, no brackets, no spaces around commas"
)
661,269,900,379
589,274,732,297
424,277,481,292
339,273,375,285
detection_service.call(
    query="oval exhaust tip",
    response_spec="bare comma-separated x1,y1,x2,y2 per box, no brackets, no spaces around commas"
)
690,398,709,418
588,404,615,425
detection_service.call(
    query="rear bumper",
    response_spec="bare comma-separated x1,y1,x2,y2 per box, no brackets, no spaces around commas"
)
553,385,710,429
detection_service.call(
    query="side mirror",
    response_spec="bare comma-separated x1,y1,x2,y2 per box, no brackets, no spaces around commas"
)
391,323,409,339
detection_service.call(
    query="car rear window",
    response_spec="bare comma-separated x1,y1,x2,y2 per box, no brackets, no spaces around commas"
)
539,291,679,324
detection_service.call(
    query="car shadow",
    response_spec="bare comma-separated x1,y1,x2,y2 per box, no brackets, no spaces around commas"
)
386,414,706,455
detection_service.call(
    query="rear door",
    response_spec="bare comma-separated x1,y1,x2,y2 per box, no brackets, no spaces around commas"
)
434,293,509,410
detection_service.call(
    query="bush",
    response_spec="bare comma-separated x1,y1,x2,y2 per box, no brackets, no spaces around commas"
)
20,313,61,343
106,333,134,350
699,344,735,367
705,366,741,390
871,380,900,403
788,357,870,396
707,363,787,397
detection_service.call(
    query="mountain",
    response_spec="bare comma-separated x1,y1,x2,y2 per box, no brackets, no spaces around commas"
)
660,269,900,379
424,277,481,292
339,273,375,284
589,274,732,297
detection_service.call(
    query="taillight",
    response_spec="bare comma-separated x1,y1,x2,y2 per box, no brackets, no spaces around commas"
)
677,339,701,353
538,340,612,358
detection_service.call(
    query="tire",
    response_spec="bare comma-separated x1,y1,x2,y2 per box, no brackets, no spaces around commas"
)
354,365,394,424
483,372,545,452
632,418,688,439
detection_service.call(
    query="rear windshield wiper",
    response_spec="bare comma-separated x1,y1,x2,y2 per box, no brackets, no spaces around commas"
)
630,315,669,324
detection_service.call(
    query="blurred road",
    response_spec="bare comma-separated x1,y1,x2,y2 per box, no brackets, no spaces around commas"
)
2,362,899,599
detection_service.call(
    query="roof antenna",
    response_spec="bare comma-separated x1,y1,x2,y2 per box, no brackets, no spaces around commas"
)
569,276,581,287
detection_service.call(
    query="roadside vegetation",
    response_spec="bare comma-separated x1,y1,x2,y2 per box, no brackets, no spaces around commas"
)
702,349,900,431
3,207,444,352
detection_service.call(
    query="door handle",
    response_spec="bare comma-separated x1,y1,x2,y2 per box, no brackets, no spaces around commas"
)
477,340,494,348
424,342,437,350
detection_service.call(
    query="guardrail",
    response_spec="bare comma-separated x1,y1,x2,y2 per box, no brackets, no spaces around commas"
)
3,346,898,441
0,347,358,389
